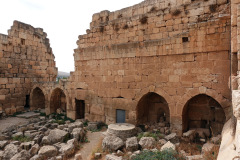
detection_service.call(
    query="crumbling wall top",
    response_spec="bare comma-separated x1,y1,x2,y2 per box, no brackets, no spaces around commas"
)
90,0,229,29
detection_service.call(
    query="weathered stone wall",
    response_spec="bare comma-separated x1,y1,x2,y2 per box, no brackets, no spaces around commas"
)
69,0,232,133
0,21,57,115
218,0,240,159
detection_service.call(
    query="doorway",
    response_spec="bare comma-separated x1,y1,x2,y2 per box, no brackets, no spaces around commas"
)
116,109,126,123
24,95,30,109
75,99,85,119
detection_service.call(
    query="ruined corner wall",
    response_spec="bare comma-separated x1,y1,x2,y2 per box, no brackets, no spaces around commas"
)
70,0,232,133
218,0,240,159
0,21,57,115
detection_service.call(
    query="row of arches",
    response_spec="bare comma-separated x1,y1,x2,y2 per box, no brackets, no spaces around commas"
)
30,87,85,119
136,92,226,135
31,87,67,113
30,87,226,135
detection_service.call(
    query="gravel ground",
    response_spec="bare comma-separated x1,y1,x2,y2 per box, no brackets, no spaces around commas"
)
0,117,30,132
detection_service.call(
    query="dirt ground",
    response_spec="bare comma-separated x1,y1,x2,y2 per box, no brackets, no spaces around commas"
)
0,117,30,132
70,131,104,160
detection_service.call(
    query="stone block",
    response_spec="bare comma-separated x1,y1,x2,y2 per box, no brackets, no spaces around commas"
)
0,78,8,85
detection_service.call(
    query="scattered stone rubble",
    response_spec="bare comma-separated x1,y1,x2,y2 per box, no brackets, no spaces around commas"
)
101,123,221,160
0,115,87,160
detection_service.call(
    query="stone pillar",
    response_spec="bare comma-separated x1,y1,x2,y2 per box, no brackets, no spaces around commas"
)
233,90,240,153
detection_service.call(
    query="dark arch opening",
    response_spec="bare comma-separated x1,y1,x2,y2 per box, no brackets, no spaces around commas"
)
32,87,45,110
136,92,170,125
182,94,226,136
50,88,66,114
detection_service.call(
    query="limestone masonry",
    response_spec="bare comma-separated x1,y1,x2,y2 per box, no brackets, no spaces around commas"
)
0,21,57,115
1,0,239,138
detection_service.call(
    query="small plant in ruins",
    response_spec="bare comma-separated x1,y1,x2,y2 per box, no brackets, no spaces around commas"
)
50,113,75,123
12,135,32,142
63,133,71,143
12,111,23,117
137,132,164,141
172,9,181,16
139,16,148,24
83,119,89,127
132,149,185,160
209,4,217,13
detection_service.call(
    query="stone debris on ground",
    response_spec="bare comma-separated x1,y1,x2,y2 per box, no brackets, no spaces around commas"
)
0,115,87,160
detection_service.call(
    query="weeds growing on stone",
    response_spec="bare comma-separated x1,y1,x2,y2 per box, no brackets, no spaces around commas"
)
12,135,32,142
83,120,89,127
12,111,23,117
132,149,185,160
137,132,164,141
51,113,75,123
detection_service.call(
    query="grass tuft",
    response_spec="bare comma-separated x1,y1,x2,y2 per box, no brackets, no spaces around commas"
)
12,135,32,142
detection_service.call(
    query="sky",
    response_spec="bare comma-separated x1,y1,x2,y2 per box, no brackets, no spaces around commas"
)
0,0,143,73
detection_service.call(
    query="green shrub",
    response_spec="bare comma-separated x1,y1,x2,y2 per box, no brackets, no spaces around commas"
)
12,136,32,142
63,133,71,143
83,120,89,127
50,113,75,123
39,112,46,116
132,149,185,160
12,111,23,117
137,132,164,141
52,119,65,125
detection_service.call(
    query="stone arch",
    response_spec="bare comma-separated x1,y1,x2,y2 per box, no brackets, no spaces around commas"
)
136,92,170,125
135,87,174,117
182,94,226,136
177,88,231,120
50,88,67,114
31,87,45,110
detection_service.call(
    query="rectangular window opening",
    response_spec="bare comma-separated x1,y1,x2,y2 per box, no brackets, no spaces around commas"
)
182,37,189,43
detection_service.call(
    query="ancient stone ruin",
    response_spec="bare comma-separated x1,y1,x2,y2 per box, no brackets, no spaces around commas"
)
1,0,240,159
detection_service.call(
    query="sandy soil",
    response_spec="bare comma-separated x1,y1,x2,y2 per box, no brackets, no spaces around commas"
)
71,131,104,160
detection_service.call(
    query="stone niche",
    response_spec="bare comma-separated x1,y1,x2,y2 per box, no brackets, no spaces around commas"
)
182,94,226,136
136,92,170,125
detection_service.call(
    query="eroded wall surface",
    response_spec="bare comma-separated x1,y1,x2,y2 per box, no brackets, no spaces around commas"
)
218,0,240,159
0,21,57,114
70,0,232,133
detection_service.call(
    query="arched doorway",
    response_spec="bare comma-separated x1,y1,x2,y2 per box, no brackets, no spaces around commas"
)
136,92,170,125
31,87,45,110
182,94,226,136
50,88,66,114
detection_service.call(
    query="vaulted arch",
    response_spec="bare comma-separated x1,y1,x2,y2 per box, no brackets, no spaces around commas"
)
50,88,67,114
31,87,45,110
182,94,226,136
136,92,170,125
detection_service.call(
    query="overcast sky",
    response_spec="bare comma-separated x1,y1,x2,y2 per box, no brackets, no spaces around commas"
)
0,0,143,72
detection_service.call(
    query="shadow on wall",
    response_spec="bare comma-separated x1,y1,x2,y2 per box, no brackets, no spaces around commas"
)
182,94,226,136
136,92,170,125
31,87,45,110
50,88,66,114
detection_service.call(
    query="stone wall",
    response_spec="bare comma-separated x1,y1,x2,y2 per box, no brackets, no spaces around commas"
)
1,0,233,136
218,0,240,159
0,21,57,115
69,0,232,133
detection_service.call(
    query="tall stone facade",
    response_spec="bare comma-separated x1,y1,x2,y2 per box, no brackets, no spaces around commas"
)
70,0,232,134
0,21,57,115
0,0,237,136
